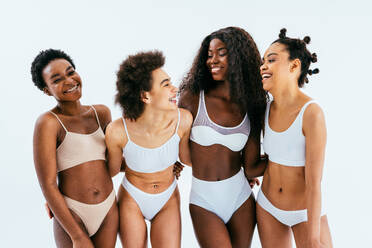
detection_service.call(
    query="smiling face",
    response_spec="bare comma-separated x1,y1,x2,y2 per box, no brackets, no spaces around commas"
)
42,59,82,101
143,68,178,111
206,38,228,82
260,42,301,92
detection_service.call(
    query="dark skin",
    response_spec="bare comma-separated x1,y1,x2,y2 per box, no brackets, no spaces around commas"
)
179,38,267,248
33,59,118,248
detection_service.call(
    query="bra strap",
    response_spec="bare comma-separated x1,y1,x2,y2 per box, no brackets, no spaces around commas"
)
49,111,68,132
90,105,101,128
121,117,131,141
299,100,317,128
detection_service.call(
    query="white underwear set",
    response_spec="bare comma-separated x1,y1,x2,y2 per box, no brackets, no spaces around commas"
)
121,109,180,220
189,91,252,223
260,100,325,227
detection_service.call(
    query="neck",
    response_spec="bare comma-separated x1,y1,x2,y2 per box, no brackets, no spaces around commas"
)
270,80,301,108
134,106,174,133
56,101,83,115
209,80,231,100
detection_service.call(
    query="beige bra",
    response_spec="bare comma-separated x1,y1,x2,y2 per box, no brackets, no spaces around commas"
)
50,106,106,172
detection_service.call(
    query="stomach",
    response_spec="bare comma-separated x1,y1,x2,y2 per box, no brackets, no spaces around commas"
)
190,142,242,181
124,165,176,194
261,160,307,210
58,160,113,204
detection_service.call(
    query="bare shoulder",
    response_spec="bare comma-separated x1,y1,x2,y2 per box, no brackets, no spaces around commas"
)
92,104,112,129
179,108,193,127
34,111,60,133
178,89,199,116
303,102,326,130
106,117,126,145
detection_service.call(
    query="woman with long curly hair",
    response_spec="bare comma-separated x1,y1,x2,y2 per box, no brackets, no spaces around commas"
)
179,27,268,247
257,28,332,247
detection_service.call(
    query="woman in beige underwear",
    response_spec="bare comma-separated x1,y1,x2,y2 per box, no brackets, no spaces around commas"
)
32,49,118,248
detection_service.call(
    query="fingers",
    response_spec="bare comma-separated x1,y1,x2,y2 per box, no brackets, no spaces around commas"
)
44,202,53,219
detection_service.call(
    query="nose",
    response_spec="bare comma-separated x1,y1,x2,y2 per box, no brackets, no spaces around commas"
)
172,85,179,93
260,62,267,73
210,54,219,64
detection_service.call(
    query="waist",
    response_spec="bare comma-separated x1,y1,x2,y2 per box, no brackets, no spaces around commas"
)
124,166,175,194
58,162,113,203
261,161,306,210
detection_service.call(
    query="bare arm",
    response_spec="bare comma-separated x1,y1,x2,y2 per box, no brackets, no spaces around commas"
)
303,104,327,245
105,119,126,177
242,133,267,178
33,114,91,245
178,108,193,167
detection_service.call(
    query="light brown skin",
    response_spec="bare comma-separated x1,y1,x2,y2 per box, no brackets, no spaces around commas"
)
33,59,118,248
257,42,333,248
178,38,266,248
105,68,193,248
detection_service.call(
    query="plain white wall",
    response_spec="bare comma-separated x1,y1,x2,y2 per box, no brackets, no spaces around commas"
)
1,0,371,247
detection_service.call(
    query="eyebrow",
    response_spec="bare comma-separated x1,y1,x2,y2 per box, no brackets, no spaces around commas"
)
160,78,170,85
262,53,278,60
208,47,227,52
50,66,74,79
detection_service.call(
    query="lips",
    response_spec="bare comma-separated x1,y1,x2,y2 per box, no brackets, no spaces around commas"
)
169,95,177,104
210,66,223,74
261,73,272,81
64,84,79,94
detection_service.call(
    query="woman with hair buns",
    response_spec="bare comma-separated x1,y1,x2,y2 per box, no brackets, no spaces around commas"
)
257,28,333,248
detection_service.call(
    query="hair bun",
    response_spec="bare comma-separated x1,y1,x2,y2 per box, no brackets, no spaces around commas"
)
303,36,311,44
311,53,317,63
279,28,287,39
308,68,319,75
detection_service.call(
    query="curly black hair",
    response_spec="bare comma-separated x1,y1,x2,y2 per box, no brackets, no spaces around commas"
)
273,28,319,87
31,49,75,91
115,50,165,120
180,27,268,138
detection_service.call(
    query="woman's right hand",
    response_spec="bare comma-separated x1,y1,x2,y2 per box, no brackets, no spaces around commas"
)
72,235,94,248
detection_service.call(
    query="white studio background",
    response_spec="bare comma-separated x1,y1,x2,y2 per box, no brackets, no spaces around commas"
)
1,0,371,247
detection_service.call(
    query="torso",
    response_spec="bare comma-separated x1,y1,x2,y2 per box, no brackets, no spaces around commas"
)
52,105,113,203
262,96,313,210
122,109,181,194
185,88,249,181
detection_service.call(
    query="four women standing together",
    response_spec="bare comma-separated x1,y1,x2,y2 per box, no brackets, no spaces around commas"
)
32,27,332,247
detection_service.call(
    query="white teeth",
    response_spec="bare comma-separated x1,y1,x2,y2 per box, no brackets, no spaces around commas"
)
262,74,271,79
66,85,78,92
211,67,221,72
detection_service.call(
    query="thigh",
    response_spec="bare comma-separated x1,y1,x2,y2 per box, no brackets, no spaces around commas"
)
53,209,88,248
226,194,256,248
150,187,181,248
292,215,333,248
189,203,232,248
256,202,292,248
91,200,119,248
118,185,148,248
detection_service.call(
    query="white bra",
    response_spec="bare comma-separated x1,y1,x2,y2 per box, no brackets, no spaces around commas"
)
190,91,250,152
122,109,180,173
263,100,317,167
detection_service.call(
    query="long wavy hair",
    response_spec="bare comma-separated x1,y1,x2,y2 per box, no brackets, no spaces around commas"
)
180,27,268,137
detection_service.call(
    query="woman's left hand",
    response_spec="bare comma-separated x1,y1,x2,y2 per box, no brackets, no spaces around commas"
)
248,178,260,188
173,161,185,179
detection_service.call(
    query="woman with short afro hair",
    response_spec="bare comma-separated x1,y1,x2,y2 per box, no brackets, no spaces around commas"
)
105,50,193,248
31,49,118,248
179,27,268,248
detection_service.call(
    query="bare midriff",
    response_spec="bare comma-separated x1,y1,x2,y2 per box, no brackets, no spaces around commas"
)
58,160,113,204
124,165,175,194
261,160,306,210
190,142,242,181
